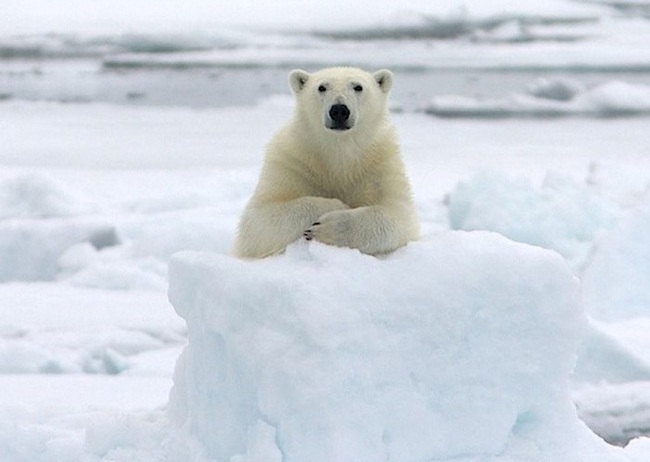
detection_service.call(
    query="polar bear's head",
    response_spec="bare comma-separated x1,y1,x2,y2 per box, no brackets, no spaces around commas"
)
289,67,393,135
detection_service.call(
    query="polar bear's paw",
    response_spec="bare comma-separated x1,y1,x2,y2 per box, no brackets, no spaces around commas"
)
303,209,352,248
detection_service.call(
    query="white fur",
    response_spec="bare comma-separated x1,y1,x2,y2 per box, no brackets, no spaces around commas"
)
233,67,420,258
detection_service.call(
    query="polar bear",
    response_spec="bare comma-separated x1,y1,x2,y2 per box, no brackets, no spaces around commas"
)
233,67,419,258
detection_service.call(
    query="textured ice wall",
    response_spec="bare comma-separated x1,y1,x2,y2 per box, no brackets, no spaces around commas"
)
167,231,623,462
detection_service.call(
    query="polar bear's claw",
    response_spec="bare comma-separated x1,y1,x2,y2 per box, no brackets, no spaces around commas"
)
303,222,321,240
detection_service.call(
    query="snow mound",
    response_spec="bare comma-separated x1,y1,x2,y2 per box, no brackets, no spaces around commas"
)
0,174,83,219
167,232,629,462
0,218,118,282
426,80,650,118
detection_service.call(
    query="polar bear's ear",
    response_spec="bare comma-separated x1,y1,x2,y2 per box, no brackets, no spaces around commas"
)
289,69,310,94
373,69,393,93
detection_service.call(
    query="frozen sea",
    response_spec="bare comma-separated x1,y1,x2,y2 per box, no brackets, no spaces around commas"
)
2,1,650,460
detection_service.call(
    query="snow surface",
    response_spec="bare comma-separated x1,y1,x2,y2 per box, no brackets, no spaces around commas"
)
2,98,650,461
2,0,650,460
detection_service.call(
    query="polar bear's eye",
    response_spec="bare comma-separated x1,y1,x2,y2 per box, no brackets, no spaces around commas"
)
318,85,327,93
353,84,363,92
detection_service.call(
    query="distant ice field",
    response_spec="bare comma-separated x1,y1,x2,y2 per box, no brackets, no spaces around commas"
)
3,61,650,112
2,0,650,110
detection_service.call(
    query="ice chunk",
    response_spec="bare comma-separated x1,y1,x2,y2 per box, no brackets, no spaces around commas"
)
167,232,622,461
575,381,650,446
447,171,619,269
583,199,650,321
526,77,586,101
426,80,650,118
575,320,650,384
584,81,650,116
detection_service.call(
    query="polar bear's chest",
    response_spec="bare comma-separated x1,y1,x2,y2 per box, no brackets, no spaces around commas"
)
317,172,383,208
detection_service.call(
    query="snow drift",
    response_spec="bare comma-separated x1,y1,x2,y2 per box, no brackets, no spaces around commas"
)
167,232,631,462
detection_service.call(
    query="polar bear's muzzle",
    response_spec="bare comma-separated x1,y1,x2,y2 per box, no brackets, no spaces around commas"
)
326,103,353,131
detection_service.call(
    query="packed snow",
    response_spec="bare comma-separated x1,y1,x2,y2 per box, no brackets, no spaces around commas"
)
2,0,650,460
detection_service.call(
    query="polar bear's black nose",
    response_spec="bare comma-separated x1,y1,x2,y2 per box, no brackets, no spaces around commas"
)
329,104,350,124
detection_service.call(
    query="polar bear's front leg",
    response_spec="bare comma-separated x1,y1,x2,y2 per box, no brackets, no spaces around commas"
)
303,204,418,255
234,196,349,258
